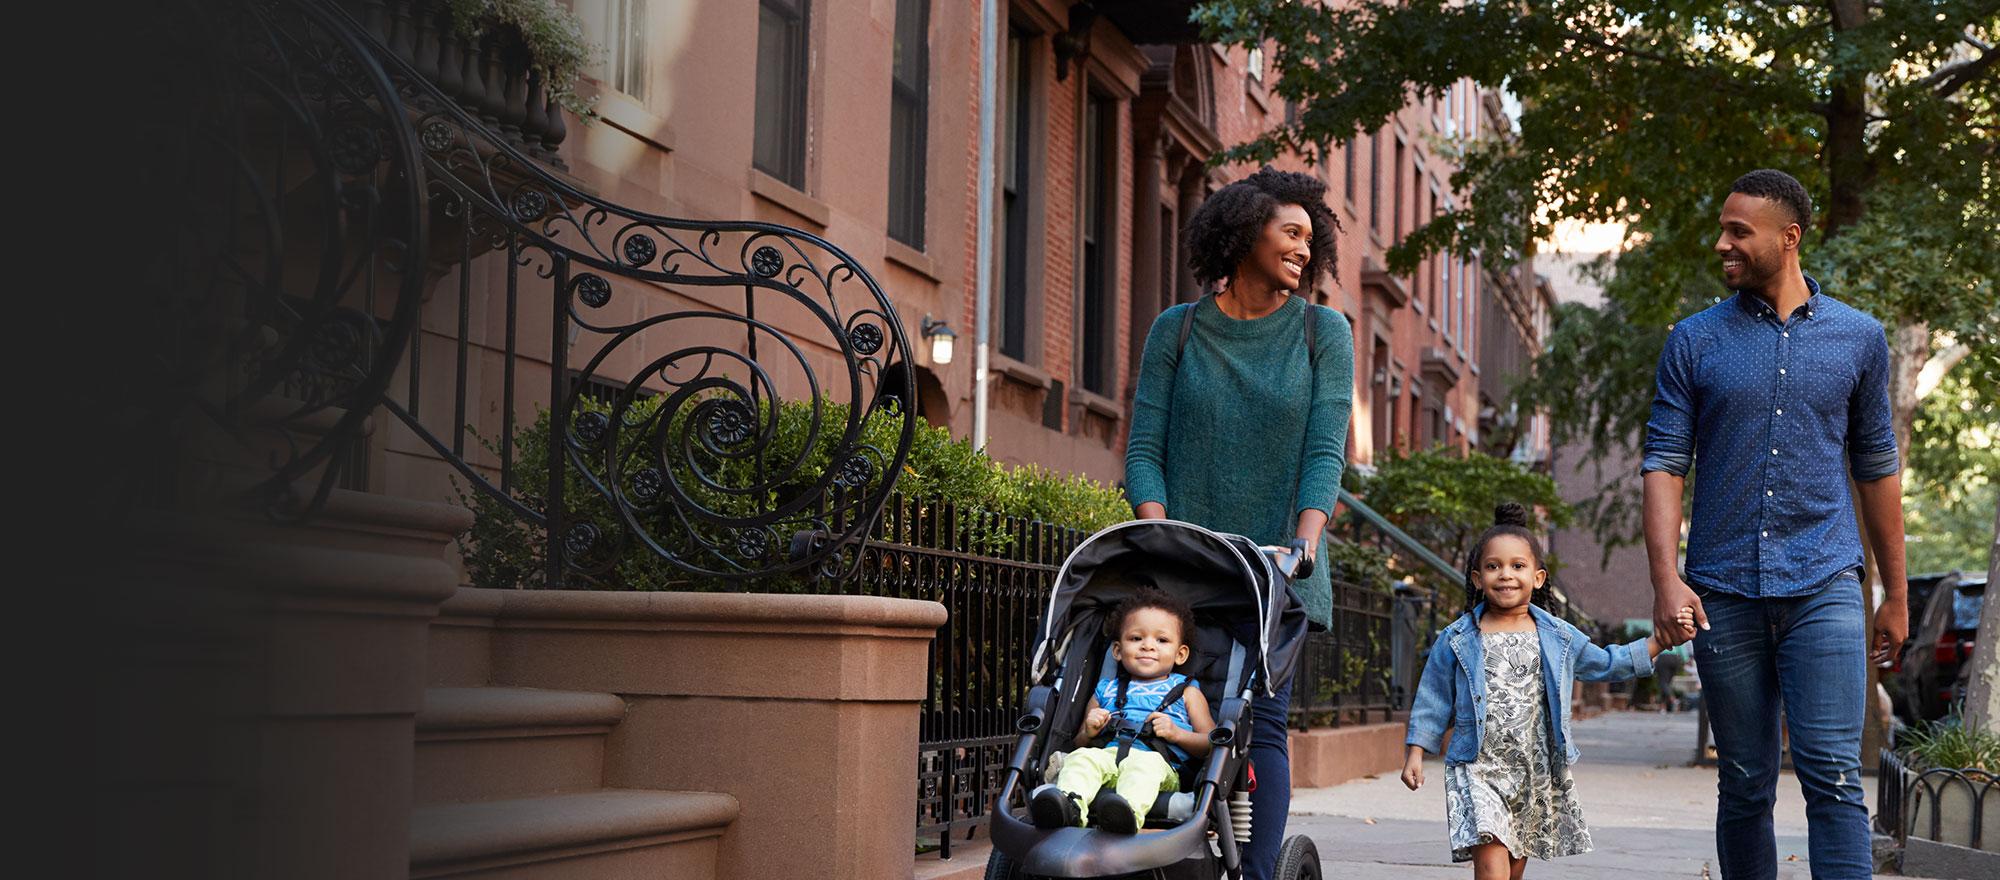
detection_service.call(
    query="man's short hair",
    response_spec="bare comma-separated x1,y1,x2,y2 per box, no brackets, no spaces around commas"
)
1731,169,1813,231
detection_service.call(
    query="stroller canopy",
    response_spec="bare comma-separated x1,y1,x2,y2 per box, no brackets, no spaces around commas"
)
1030,519,1308,697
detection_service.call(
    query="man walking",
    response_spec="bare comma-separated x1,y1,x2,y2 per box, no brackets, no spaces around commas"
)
1641,169,1908,879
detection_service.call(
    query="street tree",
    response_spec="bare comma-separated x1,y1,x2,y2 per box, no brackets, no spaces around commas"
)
1193,0,1999,553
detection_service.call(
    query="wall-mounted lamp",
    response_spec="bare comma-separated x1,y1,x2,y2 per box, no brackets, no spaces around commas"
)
920,315,957,366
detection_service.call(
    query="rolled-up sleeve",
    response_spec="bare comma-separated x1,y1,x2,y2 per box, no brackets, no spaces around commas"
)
1641,323,1698,477
1123,307,1185,510
1847,325,1900,481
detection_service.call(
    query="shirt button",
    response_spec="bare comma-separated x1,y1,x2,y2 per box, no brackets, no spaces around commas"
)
1761,530,1769,537
1766,490,1774,496
1783,332,1790,338
1778,368,1786,375
1776,408,1783,415
1772,449,1779,455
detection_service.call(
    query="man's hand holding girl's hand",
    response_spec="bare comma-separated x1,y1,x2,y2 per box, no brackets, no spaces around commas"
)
1646,606,1700,657
1400,746,1425,791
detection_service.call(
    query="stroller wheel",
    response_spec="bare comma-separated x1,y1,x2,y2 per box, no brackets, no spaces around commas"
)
1272,835,1322,880
984,848,1036,880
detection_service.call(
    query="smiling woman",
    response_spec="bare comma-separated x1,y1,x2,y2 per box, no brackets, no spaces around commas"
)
1122,165,1354,880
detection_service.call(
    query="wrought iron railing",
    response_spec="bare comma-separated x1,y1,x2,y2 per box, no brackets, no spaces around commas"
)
163,0,918,585
1878,746,1997,851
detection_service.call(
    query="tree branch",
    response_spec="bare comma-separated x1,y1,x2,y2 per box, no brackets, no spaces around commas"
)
1915,343,1972,401
1920,40,1996,99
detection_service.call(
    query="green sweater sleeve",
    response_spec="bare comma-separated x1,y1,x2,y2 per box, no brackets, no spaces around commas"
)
1123,305,1190,511
1296,305,1354,518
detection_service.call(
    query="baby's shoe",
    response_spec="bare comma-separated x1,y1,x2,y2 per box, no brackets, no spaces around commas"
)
1088,790,1139,834
1028,784,1081,829
1042,750,1065,784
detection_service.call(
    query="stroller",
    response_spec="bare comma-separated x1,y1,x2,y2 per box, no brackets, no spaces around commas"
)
985,519,1322,880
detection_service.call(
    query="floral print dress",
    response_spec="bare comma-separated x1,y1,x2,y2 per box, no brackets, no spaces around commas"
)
1444,630,1593,862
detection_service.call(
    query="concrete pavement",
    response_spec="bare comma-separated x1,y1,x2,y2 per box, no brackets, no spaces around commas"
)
1288,708,1912,878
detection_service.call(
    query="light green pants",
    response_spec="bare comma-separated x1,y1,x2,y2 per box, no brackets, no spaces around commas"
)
1055,747,1178,827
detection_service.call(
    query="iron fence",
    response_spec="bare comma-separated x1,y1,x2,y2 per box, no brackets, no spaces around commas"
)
1878,746,1997,851
1289,580,1398,728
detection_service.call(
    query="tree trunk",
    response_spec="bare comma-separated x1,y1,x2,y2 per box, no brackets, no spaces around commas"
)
1964,498,2000,733
1887,321,1930,465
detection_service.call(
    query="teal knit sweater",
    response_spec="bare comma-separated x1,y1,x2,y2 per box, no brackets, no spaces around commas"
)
1124,296,1354,629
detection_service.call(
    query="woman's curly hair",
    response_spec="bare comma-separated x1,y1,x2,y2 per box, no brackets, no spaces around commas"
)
1183,166,1340,291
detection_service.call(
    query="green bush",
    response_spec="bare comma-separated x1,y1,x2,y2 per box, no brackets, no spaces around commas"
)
1323,539,1395,594
1899,712,2000,775
457,394,1131,590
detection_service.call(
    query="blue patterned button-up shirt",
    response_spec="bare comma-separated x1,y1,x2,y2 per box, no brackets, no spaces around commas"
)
1641,275,1900,598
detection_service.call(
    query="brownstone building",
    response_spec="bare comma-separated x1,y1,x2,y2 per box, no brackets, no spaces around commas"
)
367,0,1550,508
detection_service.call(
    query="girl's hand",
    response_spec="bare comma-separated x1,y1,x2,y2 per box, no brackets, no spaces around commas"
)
1144,712,1184,745
1400,748,1425,791
1082,707,1111,736
1676,606,1698,640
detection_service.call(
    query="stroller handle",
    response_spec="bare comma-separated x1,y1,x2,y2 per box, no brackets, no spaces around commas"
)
1264,537,1314,582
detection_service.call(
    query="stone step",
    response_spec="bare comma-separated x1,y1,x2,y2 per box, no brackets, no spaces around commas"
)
416,687,626,804
410,789,737,880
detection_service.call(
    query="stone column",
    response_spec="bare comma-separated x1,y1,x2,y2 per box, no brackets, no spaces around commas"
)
1128,127,1165,397
93,491,471,880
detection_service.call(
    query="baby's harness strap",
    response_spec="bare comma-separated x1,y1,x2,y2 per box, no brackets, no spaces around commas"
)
1097,670,1194,766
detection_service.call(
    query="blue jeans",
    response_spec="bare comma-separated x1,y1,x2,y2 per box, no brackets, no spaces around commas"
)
1230,617,1293,880
1693,573,1870,879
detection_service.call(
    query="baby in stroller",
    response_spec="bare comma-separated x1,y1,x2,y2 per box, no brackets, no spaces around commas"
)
988,519,1321,880
1029,588,1215,833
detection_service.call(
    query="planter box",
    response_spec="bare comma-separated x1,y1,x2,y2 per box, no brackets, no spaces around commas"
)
1895,763,1999,855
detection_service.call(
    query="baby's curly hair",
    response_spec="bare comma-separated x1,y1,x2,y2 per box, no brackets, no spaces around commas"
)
1106,586,1199,648
1183,166,1340,290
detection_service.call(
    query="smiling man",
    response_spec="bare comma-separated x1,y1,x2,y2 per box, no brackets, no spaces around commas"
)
1639,169,1908,879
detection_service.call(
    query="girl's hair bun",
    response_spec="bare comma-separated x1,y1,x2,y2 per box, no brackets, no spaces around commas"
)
1493,502,1531,527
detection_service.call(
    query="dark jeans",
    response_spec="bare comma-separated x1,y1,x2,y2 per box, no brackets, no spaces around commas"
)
1229,617,1294,880
1693,574,1870,879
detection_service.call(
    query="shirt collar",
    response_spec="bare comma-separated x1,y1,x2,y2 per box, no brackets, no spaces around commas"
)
1732,273,1823,322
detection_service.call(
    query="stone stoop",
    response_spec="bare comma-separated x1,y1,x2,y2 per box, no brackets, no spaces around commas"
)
416,687,627,804
409,789,737,879
410,684,737,878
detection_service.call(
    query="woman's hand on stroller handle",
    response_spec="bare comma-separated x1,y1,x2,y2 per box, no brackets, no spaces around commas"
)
1262,537,1315,581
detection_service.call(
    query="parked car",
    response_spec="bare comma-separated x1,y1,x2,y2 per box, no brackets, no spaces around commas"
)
1888,571,1987,724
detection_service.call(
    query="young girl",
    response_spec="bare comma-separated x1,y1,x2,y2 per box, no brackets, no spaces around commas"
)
1029,587,1215,834
1402,503,1695,879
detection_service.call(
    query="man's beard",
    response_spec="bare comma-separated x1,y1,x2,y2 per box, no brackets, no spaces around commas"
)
1733,248,1784,292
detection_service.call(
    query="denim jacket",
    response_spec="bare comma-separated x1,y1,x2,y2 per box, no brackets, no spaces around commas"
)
1405,602,1654,767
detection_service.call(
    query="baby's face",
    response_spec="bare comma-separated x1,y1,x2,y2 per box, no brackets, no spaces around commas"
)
1113,606,1190,679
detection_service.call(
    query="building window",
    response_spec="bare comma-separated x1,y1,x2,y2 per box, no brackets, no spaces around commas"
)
755,0,810,188
1344,137,1357,206
1393,139,1405,244
1247,46,1264,84
1368,130,1381,233
1080,91,1114,394
581,0,649,102
999,27,1036,361
887,0,928,248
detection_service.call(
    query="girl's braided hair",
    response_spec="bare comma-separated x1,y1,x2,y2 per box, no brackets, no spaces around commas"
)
1461,502,1552,614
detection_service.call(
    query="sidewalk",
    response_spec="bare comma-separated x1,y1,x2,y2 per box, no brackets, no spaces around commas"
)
1289,708,1907,878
